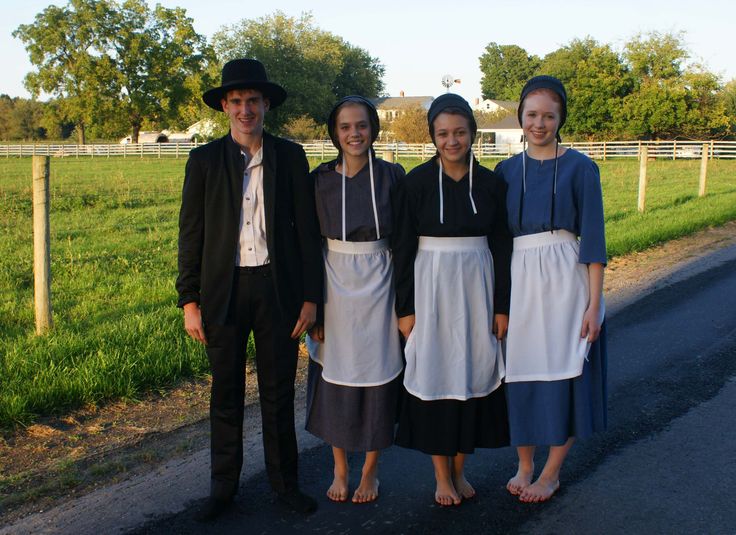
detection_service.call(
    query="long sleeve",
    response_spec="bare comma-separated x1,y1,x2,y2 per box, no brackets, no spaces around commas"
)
390,177,417,317
488,178,512,314
291,146,324,304
176,152,205,308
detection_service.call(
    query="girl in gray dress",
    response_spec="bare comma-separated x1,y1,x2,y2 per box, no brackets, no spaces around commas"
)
306,96,404,503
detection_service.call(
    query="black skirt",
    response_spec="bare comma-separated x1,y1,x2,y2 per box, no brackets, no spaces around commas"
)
395,385,510,456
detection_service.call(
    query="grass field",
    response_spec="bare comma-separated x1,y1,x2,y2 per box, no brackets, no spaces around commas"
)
1,155,735,428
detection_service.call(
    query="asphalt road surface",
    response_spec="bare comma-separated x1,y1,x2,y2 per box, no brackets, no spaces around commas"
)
4,245,736,535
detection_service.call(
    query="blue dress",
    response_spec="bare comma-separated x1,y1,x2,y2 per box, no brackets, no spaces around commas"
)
495,148,608,446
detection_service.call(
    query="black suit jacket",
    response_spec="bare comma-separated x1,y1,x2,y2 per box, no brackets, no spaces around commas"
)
176,132,323,325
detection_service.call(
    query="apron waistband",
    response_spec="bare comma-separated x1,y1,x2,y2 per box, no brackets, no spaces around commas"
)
513,229,577,250
418,236,487,252
326,238,389,254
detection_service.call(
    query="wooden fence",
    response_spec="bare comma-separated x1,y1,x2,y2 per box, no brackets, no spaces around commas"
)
2,140,736,160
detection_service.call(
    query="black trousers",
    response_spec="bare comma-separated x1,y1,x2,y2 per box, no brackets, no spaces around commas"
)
205,265,299,500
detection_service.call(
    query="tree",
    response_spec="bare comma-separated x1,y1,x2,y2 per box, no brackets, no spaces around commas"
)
473,109,513,129
40,99,76,140
12,99,47,140
720,79,736,137
103,0,212,142
620,32,728,139
540,38,633,139
625,31,688,80
0,96,14,141
0,95,48,141
14,0,211,143
282,115,327,141
14,0,116,143
332,44,385,99
389,106,431,143
479,43,540,101
213,11,385,133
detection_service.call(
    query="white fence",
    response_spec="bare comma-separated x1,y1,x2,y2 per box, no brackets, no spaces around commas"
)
2,140,736,160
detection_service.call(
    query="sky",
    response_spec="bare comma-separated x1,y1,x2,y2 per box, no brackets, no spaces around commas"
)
2,0,735,104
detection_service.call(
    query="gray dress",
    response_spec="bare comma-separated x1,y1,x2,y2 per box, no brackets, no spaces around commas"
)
305,157,404,452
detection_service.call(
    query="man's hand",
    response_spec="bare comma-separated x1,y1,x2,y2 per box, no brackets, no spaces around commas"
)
291,301,317,339
398,314,415,340
309,325,324,343
183,302,207,345
492,313,509,341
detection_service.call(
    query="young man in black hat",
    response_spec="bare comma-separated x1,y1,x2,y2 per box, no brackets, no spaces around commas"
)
177,58,323,519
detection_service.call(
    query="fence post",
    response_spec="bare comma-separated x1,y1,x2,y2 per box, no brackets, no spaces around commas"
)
638,147,648,212
32,156,53,334
699,143,709,197
672,140,677,160
603,142,607,161
638,140,642,161
320,142,324,160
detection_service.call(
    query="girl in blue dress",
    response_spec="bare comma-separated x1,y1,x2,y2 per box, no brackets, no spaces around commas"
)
495,76,607,503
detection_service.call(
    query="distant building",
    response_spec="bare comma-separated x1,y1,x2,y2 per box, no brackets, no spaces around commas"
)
371,92,434,121
477,114,523,145
472,98,517,114
119,131,168,144
119,119,220,144
184,119,218,139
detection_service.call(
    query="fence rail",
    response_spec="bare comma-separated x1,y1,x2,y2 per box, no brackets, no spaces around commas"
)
2,140,736,160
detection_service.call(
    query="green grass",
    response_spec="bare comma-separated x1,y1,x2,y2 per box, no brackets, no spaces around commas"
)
1,155,735,428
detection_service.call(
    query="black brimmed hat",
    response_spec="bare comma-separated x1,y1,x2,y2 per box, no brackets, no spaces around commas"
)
202,58,287,112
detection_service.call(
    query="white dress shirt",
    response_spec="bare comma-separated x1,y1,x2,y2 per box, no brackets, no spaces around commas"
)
236,145,270,266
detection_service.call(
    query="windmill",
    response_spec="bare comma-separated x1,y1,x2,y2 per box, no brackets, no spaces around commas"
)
441,75,462,93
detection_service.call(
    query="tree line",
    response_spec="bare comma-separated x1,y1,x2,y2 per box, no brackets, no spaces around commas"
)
6,1,736,143
479,34,736,140
9,3,384,144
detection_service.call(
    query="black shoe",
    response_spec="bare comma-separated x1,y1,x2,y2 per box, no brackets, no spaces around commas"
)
277,489,318,514
194,496,234,522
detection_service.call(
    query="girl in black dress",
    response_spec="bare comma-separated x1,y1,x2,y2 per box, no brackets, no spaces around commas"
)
391,94,512,505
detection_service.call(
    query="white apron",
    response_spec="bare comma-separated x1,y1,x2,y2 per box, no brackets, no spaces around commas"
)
307,238,402,386
403,236,504,401
504,230,605,382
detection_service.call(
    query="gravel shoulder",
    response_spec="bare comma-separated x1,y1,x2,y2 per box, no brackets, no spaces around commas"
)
1,221,735,531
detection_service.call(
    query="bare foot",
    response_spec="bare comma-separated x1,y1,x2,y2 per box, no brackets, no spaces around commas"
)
506,465,534,496
435,479,462,506
352,474,379,503
452,474,476,499
519,476,559,503
326,472,349,502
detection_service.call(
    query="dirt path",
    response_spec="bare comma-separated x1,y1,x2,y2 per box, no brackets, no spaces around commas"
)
1,221,735,528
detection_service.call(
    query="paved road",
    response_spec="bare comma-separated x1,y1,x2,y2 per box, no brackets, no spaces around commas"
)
4,245,736,535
